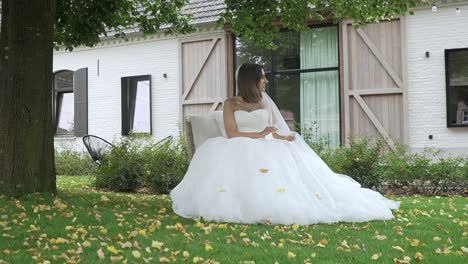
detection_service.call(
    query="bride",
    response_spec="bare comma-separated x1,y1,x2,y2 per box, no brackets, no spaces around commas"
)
170,63,399,225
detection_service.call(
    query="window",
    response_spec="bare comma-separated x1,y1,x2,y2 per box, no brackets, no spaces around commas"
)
53,68,88,137
121,75,152,135
445,48,468,127
54,71,74,134
236,25,341,145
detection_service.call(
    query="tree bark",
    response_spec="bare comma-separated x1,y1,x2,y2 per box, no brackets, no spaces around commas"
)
0,0,57,195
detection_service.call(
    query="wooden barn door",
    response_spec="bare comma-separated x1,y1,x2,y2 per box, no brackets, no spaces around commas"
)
342,18,408,149
179,34,227,129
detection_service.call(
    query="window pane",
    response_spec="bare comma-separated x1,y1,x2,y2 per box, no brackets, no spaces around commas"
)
129,80,151,133
275,31,300,70
448,50,468,86
56,92,74,134
271,71,340,145
236,38,272,71
274,73,301,131
55,71,73,90
275,26,338,71
300,26,338,69
447,49,468,126
301,71,340,146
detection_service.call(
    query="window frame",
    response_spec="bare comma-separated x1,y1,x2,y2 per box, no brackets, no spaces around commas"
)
53,70,74,135
445,47,468,128
121,74,153,136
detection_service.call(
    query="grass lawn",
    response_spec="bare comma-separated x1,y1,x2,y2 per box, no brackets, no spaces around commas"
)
0,176,466,264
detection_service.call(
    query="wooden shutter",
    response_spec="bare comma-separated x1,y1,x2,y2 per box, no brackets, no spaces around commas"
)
342,18,408,149
74,67,88,137
179,34,227,130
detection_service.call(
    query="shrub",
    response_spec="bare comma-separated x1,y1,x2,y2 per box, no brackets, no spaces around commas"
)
142,138,189,194
428,156,466,194
325,137,385,189
381,145,434,193
95,139,144,192
55,149,96,176
94,137,189,194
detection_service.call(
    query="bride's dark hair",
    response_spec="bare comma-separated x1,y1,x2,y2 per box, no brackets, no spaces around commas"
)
237,63,264,103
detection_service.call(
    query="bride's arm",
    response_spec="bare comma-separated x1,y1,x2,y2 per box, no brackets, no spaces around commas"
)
223,100,276,139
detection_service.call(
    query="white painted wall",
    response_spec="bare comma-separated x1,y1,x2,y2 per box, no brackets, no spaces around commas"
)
406,4,468,156
54,36,180,151
53,28,224,152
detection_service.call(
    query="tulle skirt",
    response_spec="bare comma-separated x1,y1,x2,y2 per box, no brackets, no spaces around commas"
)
170,135,399,225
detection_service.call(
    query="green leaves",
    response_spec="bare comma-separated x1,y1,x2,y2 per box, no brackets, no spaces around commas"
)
222,0,430,49
54,0,195,51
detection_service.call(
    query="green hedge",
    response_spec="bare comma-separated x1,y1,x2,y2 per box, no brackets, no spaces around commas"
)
57,134,467,195
55,149,96,176
94,137,189,193
305,135,468,193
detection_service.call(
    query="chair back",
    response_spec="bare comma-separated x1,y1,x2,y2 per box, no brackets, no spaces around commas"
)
82,135,114,165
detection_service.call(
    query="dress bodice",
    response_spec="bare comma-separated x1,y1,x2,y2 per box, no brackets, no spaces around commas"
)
234,109,269,133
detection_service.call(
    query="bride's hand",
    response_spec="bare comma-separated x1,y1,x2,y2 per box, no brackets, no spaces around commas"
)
272,132,295,142
261,126,277,137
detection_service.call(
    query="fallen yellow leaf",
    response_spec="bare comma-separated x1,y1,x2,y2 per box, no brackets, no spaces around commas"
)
119,241,132,248
461,246,468,254
205,244,213,252
159,257,171,263
152,241,164,250
341,240,349,248
128,230,139,240
371,253,382,260
393,256,411,264
97,248,105,260
107,246,121,255
375,235,387,241
392,246,405,252
132,250,141,259
110,256,124,262
79,241,90,249
317,239,328,248
410,239,420,247
414,252,423,261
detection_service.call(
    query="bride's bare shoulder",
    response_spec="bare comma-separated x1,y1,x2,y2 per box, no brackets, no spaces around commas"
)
224,97,242,107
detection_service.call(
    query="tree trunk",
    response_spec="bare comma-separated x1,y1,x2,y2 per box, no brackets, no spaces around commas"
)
0,0,57,195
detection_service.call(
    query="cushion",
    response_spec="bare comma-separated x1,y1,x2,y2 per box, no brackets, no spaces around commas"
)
189,115,223,150
209,111,227,138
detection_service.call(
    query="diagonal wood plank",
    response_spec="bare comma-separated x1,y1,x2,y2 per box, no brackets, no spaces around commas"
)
209,102,220,112
356,28,403,88
182,38,219,101
353,94,396,149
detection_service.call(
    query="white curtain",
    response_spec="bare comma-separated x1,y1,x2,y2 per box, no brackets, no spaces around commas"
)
300,26,340,146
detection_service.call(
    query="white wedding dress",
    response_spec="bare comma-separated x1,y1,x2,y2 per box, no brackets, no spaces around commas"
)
171,103,399,225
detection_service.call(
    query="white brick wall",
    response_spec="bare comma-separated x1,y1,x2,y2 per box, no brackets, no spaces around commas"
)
54,37,180,151
406,4,468,155
53,29,221,151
